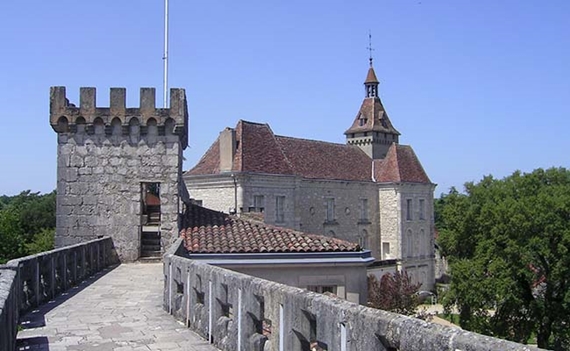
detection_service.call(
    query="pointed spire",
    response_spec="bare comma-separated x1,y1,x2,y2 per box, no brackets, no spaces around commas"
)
365,31,379,96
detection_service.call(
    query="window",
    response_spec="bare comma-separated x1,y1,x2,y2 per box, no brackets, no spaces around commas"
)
419,199,425,220
307,285,337,295
359,198,369,222
406,199,413,220
359,229,368,249
325,198,335,222
275,196,285,223
407,230,413,258
382,242,390,260
250,195,265,213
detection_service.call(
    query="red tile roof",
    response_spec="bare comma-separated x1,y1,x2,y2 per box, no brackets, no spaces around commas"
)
375,144,431,183
186,121,430,184
187,120,371,181
182,204,361,254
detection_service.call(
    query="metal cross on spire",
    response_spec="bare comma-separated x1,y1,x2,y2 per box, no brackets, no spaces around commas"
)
367,31,374,67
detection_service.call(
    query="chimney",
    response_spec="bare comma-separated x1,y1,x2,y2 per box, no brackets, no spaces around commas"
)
219,128,236,172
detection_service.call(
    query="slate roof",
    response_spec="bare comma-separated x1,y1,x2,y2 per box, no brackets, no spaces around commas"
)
187,120,430,184
181,204,361,254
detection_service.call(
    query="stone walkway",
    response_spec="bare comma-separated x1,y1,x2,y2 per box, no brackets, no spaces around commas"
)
16,263,218,351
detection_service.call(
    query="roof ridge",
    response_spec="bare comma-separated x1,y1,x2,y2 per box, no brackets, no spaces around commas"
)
275,134,346,147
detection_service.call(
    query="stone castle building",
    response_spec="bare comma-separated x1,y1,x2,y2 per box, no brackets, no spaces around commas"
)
184,62,436,289
50,87,189,262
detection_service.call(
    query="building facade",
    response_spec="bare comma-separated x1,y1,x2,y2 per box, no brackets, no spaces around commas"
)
184,63,436,289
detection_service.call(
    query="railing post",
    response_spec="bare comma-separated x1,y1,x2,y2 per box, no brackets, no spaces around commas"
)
62,253,67,291
186,270,191,326
96,243,100,271
279,304,285,351
340,323,347,351
81,246,86,280
237,288,242,351
35,259,40,307
73,250,77,285
50,256,55,300
208,280,213,344
168,262,172,314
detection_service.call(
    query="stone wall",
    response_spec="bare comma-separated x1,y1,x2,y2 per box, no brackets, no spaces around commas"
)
0,237,119,350
164,239,543,351
398,183,436,290
50,87,188,261
297,178,379,256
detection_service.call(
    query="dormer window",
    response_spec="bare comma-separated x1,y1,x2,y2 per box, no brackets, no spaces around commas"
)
359,117,367,126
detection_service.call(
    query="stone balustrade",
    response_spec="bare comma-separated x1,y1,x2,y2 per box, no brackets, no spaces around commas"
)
164,238,542,351
0,237,119,351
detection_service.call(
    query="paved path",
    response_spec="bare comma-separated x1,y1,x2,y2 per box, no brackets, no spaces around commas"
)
17,263,218,351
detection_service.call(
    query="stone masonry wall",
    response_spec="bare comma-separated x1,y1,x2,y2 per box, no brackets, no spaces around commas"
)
50,87,188,262
164,239,543,351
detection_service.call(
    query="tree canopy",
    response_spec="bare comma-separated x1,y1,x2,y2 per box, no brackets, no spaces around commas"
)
0,190,55,264
437,167,570,350
368,271,421,316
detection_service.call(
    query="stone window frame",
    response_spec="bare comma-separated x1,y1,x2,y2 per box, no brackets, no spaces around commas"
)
406,198,413,221
275,195,286,223
251,194,265,213
419,198,426,220
359,198,369,223
325,197,336,223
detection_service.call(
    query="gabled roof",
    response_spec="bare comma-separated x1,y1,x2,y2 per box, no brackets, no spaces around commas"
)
344,97,400,136
374,144,431,183
182,204,361,254
186,121,431,184
187,120,372,181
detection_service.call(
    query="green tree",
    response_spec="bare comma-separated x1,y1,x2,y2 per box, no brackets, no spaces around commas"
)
0,190,56,263
437,168,570,350
0,207,25,263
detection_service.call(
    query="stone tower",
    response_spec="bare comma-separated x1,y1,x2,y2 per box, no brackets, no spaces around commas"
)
50,87,189,262
345,62,400,159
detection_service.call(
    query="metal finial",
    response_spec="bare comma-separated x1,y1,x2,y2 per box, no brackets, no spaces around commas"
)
367,31,374,67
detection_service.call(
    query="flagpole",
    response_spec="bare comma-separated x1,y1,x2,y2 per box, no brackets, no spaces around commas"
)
163,0,169,108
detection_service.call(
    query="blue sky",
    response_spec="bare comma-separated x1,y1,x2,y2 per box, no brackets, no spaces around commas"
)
1,0,569,196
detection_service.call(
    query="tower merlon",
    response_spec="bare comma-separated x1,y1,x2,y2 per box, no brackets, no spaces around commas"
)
50,86,188,143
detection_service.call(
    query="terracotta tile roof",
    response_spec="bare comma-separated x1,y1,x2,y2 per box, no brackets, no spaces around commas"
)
375,144,431,183
274,135,371,181
344,97,400,135
235,121,294,175
186,121,430,184
187,138,221,175
182,204,361,254
187,120,371,181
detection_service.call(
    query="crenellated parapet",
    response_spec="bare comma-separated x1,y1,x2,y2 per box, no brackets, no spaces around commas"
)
50,87,188,148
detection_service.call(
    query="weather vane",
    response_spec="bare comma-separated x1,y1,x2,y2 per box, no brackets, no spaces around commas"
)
367,31,374,67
